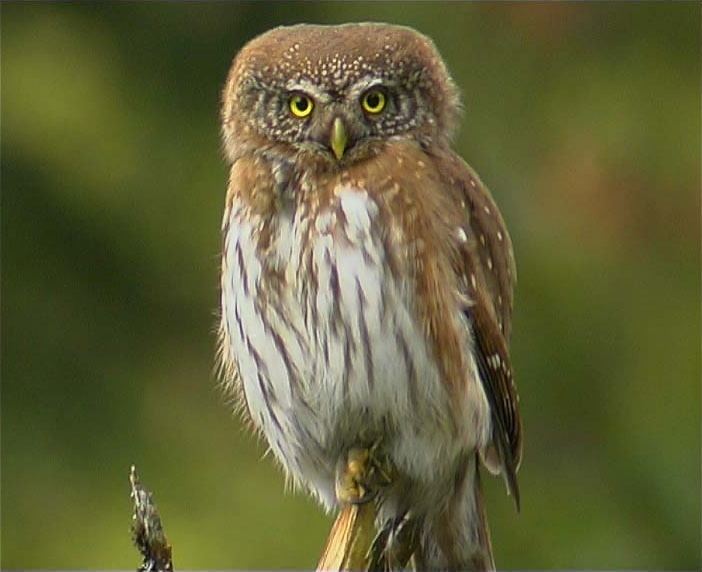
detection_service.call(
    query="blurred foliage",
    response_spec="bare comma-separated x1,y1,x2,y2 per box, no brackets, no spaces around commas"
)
2,2,700,569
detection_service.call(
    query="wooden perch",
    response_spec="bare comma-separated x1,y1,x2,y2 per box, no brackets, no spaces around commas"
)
129,465,174,572
317,446,394,571
317,501,378,571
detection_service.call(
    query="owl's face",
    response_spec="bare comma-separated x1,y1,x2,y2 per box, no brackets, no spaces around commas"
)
222,23,460,165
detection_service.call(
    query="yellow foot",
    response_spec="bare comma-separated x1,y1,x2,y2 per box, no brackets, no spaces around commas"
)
335,444,393,506
335,447,373,504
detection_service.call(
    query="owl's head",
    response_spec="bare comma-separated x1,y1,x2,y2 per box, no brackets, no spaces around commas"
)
221,23,460,165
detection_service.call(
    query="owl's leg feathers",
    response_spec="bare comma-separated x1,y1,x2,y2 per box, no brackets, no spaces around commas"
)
419,454,495,571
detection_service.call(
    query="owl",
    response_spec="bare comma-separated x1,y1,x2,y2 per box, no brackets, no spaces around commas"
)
218,23,522,571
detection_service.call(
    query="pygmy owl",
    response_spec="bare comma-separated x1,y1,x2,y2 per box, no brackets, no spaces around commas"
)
218,23,522,570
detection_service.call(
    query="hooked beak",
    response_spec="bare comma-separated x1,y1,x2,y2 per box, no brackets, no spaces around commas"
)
330,117,347,160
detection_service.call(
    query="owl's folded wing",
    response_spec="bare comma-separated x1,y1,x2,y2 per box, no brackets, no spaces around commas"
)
465,297,522,511
440,153,523,511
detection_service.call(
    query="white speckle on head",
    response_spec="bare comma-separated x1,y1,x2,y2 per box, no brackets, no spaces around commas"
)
470,179,476,188
457,228,467,243
497,230,503,242
483,205,490,215
479,234,486,246
470,273,477,289
487,257,493,271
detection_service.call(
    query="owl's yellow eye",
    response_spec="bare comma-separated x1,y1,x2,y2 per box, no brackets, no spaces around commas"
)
361,89,386,114
289,93,314,118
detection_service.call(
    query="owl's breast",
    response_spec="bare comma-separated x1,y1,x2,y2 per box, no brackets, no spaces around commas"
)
221,184,488,505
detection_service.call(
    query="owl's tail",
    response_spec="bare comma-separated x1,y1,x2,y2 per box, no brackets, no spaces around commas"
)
415,453,495,571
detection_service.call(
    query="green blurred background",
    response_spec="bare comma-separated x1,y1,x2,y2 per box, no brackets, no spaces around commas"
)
2,2,700,569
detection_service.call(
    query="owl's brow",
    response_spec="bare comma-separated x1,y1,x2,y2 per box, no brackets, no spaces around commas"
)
285,76,400,102
285,80,332,103
348,77,398,97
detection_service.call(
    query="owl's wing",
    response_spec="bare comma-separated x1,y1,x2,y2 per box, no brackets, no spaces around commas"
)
439,152,522,511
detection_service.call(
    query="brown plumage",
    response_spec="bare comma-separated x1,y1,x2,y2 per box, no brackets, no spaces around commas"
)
218,23,522,570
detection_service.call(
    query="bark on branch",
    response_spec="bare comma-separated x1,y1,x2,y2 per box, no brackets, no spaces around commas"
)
129,465,174,572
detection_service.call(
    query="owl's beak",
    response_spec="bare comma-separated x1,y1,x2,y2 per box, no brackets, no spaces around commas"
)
330,117,347,160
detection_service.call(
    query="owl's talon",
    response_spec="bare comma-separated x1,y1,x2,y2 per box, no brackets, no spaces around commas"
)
368,440,393,487
335,445,393,505
335,447,374,505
